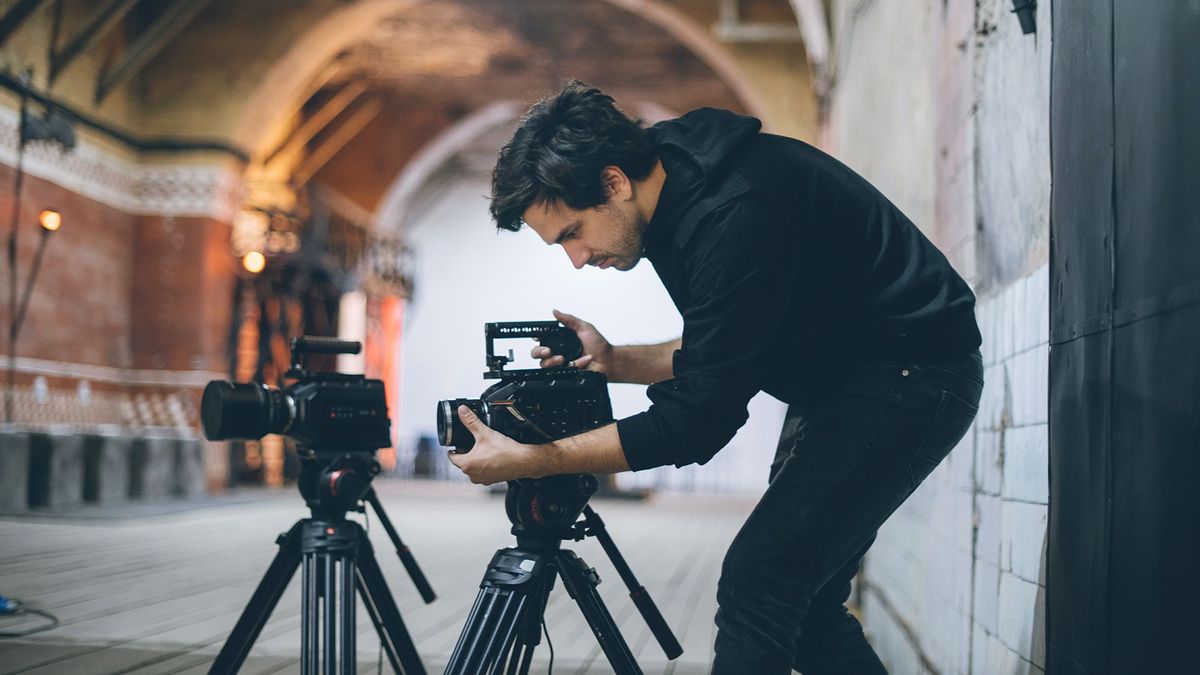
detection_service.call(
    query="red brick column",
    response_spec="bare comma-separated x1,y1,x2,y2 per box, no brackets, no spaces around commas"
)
130,215,235,373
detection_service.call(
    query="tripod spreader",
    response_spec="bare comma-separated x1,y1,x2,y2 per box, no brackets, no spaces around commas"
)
576,505,683,659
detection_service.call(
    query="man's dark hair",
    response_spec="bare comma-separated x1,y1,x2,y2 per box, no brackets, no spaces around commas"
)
490,82,656,232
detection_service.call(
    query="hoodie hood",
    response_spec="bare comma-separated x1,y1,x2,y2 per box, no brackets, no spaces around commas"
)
650,108,762,186
644,108,762,251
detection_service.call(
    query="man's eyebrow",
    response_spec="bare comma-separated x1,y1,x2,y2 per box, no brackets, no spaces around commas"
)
553,220,581,245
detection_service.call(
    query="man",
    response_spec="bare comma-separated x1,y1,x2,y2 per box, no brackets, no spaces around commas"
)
449,82,983,674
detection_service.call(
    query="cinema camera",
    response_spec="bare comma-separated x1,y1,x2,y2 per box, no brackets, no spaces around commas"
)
199,336,434,675
202,337,390,455
436,320,613,452
436,322,681,674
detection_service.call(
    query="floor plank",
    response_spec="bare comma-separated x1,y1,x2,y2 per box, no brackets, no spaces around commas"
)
0,480,754,674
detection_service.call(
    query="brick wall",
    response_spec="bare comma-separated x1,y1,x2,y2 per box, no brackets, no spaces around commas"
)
0,164,136,369
0,103,241,499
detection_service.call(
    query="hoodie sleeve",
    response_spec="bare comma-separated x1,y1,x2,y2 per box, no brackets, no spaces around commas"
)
616,196,796,470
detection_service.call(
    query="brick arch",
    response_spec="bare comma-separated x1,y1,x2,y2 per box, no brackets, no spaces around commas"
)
372,100,681,236
232,0,772,157
231,0,423,155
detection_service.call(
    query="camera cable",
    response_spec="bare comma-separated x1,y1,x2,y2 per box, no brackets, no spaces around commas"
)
0,595,59,637
542,615,555,674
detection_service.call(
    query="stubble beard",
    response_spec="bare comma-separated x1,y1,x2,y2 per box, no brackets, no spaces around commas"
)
608,209,647,271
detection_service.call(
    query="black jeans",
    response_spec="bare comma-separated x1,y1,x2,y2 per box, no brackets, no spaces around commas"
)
711,350,983,674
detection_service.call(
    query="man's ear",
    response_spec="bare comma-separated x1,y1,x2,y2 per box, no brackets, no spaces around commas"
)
601,166,634,203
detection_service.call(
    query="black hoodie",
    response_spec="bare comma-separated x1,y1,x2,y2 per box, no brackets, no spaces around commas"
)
614,108,982,471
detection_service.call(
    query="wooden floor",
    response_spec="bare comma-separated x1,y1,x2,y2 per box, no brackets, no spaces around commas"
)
0,480,756,674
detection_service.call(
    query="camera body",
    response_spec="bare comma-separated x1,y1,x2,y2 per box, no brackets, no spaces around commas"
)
201,337,391,452
437,321,613,451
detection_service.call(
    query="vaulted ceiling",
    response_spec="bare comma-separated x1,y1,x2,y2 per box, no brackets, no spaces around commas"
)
2,0,811,218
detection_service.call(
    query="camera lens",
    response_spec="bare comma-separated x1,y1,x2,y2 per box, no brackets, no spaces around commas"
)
201,381,293,441
437,398,485,450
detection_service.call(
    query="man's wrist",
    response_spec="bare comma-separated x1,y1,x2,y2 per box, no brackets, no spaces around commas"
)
607,344,628,383
535,440,565,477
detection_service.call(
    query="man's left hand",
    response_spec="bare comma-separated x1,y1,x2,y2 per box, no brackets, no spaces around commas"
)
447,405,546,485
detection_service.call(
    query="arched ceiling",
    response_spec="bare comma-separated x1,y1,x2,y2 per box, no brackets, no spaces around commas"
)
3,0,810,221
295,0,754,215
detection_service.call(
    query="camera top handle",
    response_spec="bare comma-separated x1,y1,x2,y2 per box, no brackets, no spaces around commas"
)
484,320,583,378
289,336,361,373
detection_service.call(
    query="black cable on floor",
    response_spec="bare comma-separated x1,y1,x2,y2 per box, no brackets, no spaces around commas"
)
0,596,59,637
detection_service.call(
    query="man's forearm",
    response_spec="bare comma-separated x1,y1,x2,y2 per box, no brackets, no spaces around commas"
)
538,423,630,476
611,339,680,384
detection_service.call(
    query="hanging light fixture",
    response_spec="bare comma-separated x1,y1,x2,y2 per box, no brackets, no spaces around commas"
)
1011,0,1036,35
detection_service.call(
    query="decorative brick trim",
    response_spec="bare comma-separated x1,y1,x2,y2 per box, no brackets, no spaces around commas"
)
5,355,224,388
0,106,245,222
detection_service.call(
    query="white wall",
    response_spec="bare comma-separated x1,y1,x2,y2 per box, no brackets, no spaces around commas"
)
864,269,1049,675
395,176,785,494
825,1,1052,672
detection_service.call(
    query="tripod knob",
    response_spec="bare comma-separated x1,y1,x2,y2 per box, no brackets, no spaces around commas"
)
324,466,371,505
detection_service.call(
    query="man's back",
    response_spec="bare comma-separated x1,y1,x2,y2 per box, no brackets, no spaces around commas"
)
645,108,981,402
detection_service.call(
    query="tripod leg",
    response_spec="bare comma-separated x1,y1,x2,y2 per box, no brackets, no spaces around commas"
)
448,589,530,675
341,553,356,675
324,552,337,675
302,551,318,675
556,550,643,675
209,522,304,675
446,549,558,675
354,532,427,675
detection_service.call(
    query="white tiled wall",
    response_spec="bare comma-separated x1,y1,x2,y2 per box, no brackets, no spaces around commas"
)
862,265,1049,675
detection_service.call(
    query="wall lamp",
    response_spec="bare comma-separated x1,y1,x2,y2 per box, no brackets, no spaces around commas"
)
1011,0,1037,35
6,208,63,422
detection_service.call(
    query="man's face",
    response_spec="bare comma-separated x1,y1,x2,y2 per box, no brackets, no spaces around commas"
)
523,199,645,271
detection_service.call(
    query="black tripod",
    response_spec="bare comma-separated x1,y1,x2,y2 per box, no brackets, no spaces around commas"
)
445,474,682,675
210,451,435,674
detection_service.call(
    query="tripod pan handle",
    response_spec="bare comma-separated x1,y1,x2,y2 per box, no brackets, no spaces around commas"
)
631,585,683,659
397,544,437,604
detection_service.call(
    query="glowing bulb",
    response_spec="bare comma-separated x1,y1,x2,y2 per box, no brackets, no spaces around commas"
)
39,210,62,232
242,251,266,274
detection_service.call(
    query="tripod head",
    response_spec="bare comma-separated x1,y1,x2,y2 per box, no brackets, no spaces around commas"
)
296,449,380,521
504,474,598,545
456,474,684,666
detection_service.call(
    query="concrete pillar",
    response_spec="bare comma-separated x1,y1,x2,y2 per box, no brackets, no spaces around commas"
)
130,436,176,500
174,439,205,497
0,429,30,512
83,434,133,505
28,432,85,509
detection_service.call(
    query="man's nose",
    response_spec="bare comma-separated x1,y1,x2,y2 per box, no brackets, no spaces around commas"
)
564,243,589,269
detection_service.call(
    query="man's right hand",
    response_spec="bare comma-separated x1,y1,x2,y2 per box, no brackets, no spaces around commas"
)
532,309,617,377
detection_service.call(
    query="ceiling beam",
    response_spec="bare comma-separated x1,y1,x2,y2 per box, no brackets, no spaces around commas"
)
292,98,384,186
94,0,212,103
47,0,140,83
264,80,368,166
0,0,50,46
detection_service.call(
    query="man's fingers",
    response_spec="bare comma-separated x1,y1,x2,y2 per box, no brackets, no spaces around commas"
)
552,309,583,329
457,405,484,437
573,354,594,369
